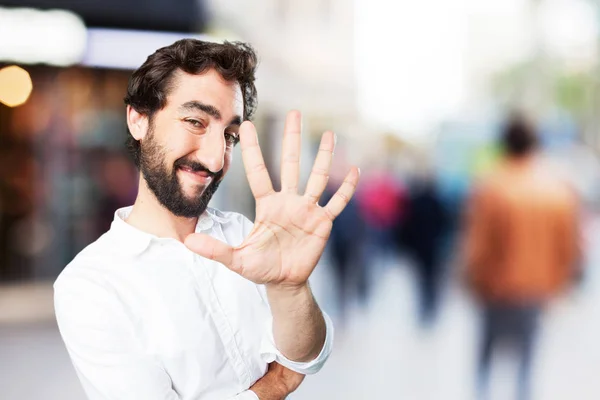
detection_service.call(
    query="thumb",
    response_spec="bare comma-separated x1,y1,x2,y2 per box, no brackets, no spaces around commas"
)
184,233,235,268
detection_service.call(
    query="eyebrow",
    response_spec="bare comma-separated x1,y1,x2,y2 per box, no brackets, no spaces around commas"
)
179,101,242,126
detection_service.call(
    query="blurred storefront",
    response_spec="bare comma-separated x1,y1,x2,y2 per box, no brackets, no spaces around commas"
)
0,1,213,282
0,67,135,281
0,0,205,32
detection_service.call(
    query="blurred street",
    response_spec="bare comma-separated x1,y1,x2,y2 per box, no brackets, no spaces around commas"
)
2,1,600,399
2,215,599,400
302,248,600,400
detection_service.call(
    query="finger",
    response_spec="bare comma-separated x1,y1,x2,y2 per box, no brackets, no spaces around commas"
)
240,121,275,199
280,110,302,193
304,131,335,203
324,167,360,220
184,233,238,270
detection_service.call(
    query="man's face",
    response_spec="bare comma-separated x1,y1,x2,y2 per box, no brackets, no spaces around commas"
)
139,68,244,218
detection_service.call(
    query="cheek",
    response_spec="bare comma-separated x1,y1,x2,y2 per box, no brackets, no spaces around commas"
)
154,118,196,155
169,137,199,163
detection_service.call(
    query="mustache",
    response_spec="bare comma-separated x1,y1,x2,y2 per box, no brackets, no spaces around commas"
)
174,159,222,179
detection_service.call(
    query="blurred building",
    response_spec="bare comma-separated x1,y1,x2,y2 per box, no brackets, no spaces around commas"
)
205,0,363,188
207,0,356,120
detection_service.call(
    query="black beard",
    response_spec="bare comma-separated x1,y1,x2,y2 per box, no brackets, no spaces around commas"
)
139,130,224,218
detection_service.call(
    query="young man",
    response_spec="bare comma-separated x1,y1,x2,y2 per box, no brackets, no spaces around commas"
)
54,39,359,400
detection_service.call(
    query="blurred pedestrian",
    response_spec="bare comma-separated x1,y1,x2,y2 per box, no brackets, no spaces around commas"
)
323,165,367,324
399,176,448,328
356,165,406,268
463,113,580,400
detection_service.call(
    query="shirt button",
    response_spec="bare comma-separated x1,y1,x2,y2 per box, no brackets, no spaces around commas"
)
196,215,214,232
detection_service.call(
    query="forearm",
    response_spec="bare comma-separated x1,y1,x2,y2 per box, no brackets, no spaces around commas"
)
265,283,326,362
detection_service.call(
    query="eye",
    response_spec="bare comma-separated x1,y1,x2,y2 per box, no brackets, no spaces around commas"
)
185,118,205,129
225,131,239,146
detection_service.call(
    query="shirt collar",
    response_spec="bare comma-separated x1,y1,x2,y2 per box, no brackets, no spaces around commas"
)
110,206,225,256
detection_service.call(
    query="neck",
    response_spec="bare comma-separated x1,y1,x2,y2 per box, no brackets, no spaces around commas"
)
507,152,535,165
126,175,198,242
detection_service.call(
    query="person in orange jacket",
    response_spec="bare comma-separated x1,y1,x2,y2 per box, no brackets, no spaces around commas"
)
463,113,581,400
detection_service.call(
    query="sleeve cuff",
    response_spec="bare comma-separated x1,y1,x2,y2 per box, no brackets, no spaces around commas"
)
230,389,259,400
259,310,334,375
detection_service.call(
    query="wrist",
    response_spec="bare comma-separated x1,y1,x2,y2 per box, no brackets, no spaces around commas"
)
249,382,286,400
265,282,310,300
265,283,314,317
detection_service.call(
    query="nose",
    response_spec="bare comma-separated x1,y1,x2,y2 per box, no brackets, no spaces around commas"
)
194,129,225,173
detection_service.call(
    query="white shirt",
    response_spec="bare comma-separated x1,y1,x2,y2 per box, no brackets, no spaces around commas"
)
54,206,333,400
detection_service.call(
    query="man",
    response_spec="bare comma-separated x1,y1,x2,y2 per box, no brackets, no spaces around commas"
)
54,39,359,400
464,113,580,400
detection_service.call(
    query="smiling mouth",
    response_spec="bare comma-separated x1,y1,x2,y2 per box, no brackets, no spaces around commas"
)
178,166,213,182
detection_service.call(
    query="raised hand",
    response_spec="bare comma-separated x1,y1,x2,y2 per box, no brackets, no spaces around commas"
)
184,110,360,289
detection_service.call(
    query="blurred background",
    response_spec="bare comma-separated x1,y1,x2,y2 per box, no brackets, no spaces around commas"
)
1,0,600,399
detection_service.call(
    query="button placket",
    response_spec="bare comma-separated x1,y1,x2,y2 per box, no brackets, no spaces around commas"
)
188,249,252,389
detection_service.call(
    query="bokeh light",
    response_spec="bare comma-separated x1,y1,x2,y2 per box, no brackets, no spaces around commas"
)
0,7,87,66
0,65,33,107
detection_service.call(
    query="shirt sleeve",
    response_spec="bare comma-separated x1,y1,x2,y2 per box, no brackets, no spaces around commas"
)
229,390,259,400
54,270,180,400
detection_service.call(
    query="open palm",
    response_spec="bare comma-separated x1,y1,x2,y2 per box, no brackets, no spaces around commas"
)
184,110,359,287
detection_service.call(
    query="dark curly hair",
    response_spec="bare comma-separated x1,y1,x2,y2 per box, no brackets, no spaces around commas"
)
124,39,258,167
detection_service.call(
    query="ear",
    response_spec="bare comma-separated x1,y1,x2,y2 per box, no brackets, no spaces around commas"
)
126,105,149,141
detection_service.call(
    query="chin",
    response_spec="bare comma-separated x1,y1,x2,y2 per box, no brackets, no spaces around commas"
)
177,176,206,195
184,185,207,199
